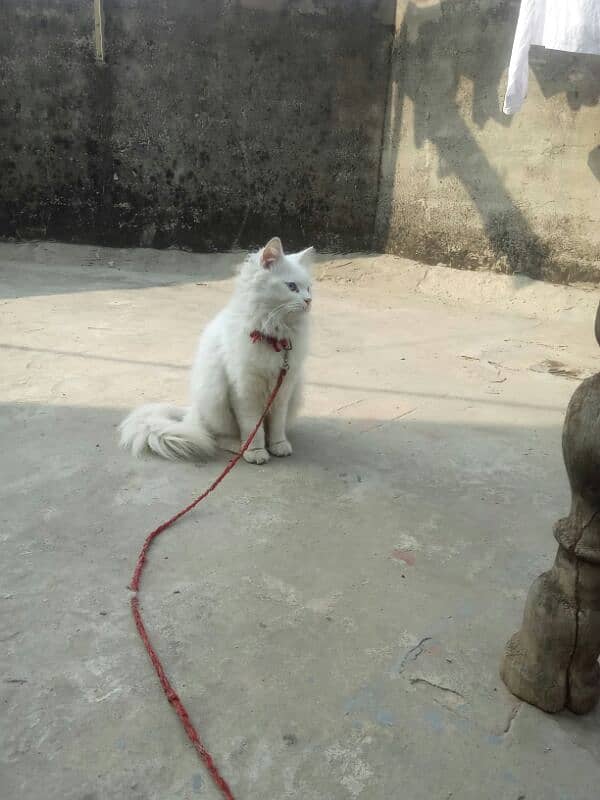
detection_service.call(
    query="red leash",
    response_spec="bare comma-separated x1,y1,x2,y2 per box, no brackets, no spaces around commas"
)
129,364,287,800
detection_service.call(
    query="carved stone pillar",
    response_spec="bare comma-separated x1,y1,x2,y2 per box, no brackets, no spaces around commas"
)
501,303,600,714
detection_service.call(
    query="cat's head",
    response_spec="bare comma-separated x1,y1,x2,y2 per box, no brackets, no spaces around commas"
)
238,237,314,331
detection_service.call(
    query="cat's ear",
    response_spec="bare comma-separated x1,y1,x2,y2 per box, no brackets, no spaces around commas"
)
260,237,284,269
296,246,315,266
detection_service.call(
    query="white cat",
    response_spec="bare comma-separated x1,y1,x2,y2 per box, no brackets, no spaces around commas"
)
119,237,313,464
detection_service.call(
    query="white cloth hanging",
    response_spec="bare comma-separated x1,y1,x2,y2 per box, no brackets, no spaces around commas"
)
503,0,600,115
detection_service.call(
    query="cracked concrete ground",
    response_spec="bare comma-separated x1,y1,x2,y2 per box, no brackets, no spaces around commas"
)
2,241,600,800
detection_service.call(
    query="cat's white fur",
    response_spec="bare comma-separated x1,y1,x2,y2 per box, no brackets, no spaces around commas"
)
119,237,313,464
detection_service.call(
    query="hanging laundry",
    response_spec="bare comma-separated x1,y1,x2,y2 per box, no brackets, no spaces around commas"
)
503,0,600,114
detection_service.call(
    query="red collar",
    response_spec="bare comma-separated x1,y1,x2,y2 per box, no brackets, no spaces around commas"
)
250,329,292,353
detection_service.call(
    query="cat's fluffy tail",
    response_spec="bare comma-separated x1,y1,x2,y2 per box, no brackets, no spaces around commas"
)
119,404,215,460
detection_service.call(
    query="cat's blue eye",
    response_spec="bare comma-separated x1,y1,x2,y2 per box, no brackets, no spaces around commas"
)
286,282,299,292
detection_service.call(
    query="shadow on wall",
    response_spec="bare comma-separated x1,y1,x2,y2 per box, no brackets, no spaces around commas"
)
530,47,600,186
377,0,600,281
589,146,600,181
0,1,394,255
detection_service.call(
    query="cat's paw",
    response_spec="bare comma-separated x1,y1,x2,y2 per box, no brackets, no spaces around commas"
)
243,447,270,465
269,439,293,457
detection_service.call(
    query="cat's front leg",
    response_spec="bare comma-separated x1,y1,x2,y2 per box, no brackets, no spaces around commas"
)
243,446,270,464
267,379,294,457
232,391,270,464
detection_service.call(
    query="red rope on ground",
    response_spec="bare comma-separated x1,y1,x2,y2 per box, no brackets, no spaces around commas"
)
129,367,287,800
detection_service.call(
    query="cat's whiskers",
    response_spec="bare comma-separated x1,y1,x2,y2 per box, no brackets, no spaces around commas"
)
263,302,289,324
263,301,302,330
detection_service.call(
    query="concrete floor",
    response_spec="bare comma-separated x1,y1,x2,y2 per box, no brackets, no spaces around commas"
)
2,241,600,800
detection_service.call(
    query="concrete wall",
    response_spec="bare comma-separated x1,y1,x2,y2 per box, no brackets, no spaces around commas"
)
376,0,600,283
0,0,394,252
2,0,600,283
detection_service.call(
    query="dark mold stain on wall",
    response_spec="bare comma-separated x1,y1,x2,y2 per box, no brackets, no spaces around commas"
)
0,0,395,253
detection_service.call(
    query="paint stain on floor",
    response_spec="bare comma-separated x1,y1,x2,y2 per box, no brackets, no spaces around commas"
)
391,549,416,566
